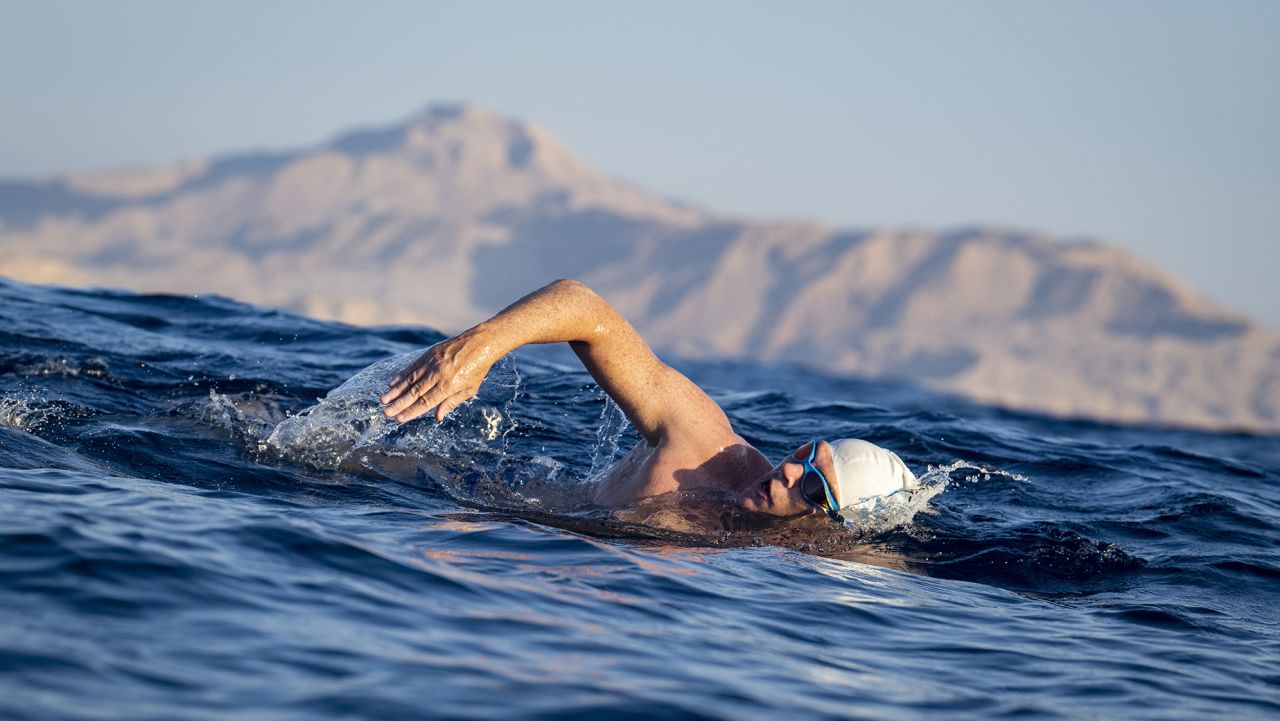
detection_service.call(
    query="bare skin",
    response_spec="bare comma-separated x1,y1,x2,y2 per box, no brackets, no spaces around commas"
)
380,279,841,518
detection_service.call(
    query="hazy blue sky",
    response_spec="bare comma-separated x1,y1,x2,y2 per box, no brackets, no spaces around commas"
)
2,1,1277,323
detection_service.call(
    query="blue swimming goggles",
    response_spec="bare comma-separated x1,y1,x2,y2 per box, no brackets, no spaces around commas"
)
798,440,842,520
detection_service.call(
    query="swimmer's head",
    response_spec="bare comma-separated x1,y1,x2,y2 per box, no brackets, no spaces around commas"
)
737,439,917,518
825,438,917,512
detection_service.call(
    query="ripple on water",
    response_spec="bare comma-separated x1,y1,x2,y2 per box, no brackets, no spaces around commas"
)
1,279,1278,720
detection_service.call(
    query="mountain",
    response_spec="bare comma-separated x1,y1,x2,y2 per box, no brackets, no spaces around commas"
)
2,103,1278,433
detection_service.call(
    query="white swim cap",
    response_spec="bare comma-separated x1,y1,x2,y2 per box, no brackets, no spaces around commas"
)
828,439,917,511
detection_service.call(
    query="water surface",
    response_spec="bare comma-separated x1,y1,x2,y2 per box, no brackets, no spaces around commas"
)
1,277,1277,720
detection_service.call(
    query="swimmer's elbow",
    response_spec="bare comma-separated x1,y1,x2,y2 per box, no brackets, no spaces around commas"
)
549,278,595,297
549,279,614,318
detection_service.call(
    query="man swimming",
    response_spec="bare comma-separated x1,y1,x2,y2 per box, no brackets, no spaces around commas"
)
380,279,916,520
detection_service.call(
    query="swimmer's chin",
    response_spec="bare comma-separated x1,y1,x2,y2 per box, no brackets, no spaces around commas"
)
737,494,761,513
735,485,774,514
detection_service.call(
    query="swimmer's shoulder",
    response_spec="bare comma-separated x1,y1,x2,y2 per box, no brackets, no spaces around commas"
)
593,432,767,507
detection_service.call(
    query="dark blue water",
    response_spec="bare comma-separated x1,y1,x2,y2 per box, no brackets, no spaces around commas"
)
1,276,1277,720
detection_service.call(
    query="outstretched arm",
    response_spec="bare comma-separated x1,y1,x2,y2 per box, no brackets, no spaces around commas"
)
380,279,731,445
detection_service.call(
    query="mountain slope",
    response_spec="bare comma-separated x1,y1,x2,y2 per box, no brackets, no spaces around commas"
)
2,103,1277,432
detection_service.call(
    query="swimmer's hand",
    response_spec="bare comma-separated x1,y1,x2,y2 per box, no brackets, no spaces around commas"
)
380,331,498,423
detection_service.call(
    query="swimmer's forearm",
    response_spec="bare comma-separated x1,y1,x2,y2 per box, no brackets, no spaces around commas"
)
382,280,640,423
471,279,628,354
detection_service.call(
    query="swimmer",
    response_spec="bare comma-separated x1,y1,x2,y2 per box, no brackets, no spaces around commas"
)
380,280,916,520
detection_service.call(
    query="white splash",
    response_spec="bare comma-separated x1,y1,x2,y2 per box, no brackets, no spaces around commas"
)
261,350,525,471
840,459,1022,536
0,394,56,431
264,351,416,468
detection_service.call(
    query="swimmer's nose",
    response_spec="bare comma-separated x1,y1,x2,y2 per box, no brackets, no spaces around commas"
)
779,462,803,488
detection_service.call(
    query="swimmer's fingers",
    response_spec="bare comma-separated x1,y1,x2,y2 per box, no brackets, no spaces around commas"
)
390,387,472,424
381,372,436,412
380,375,430,416
381,373,415,403
390,386,450,423
380,381,409,408
434,390,477,421
382,352,436,404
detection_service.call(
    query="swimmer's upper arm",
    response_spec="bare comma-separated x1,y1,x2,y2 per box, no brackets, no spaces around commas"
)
485,280,733,446
569,331,732,447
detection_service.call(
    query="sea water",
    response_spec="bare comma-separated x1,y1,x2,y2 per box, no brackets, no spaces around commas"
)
1,277,1277,720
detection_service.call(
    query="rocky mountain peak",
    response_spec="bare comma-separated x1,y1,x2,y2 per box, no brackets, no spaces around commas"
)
329,102,582,180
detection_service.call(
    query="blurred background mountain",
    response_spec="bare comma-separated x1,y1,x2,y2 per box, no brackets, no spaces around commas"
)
2,103,1277,432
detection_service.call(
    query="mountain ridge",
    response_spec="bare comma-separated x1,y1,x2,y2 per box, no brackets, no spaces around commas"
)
2,103,1277,432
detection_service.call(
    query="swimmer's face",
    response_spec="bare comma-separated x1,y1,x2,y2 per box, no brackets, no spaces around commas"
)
738,441,841,517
